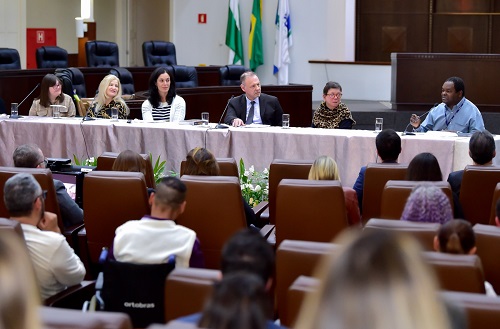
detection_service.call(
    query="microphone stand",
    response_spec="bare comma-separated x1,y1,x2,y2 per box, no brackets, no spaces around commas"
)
82,90,98,122
215,95,234,129
10,83,40,119
403,103,438,136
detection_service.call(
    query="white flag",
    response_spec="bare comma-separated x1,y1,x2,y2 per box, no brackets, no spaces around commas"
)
273,0,292,85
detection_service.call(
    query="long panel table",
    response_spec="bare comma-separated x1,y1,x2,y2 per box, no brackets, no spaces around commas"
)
0,116,498,188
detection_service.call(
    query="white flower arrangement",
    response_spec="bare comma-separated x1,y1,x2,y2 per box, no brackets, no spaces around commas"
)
239,158,269,207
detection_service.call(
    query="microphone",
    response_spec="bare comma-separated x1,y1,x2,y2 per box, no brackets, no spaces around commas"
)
403,103,439,135
10,83,40,119
215,95,234,129
82,90,98,122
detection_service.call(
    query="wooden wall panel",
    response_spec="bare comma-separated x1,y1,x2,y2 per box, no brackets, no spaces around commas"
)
432,15,490,53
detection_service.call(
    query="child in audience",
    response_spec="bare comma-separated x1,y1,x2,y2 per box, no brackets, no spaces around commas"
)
434,219,497,296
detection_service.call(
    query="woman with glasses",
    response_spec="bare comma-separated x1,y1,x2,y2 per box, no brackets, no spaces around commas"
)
29,74,76,117
312,81,355,129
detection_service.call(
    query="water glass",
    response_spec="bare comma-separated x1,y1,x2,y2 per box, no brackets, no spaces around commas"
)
111,107,119,121
375,117,383,132
50,105,61,118
10,103,18,117
201,112,209,125
282,114,290,129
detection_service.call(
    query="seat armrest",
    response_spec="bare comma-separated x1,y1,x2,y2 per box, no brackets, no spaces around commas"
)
260,224,275,239
265,225,276,248
44,280,96,309
252,201,269,218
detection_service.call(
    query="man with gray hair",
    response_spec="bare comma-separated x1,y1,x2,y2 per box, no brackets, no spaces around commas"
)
4,173,86,300
13,143,83,227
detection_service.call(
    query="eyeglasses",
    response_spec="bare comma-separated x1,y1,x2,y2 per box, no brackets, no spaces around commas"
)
326,92,342,99
35,190,47,203
51,83,61,89
39,158,48,168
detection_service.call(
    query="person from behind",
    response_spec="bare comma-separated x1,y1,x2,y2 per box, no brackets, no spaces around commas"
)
0,231,42,329
29,74,76,117
13,144,83,228
308,155,361,226
224,71,284,127
434,219,496,296
312,81,355,129
111,150,147,174
142,66,186,122
353,128,402,209
401,184,453,224
177,228,281,328
406,152,443,181
295,230,460,329
3,173,86,300
409,76,484,133
88,74,129,119
198,272,273,329
181,147,259,228
113,176,204,268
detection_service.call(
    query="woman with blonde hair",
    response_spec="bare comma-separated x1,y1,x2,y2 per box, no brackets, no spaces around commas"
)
308,155,361,226
88,74,129,119
0,231,42,329
295,230,459,329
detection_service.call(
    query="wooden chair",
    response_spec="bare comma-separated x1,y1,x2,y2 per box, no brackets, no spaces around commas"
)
488,182,500,225
81,171,149,268
364,218,440,251
459,165,500,225
362,163,408,222
380,180,453,219
423,251,486,293
275,179,348,247
96,151,156,189
164,267,220,322
176,175,247,269
473,223,500,294
441,291,500,329
266,159,314,224
276,240,338,326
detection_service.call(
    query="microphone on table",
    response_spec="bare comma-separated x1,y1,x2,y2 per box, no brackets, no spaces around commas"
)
10,83,40,119
215,95,234,129
403,103,439,135
82,90,98,122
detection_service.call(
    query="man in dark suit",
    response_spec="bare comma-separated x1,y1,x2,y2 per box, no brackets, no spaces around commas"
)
224,71,284,127
447,130,496,217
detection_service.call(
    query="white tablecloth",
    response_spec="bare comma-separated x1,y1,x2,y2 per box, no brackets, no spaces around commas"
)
0,116,498,187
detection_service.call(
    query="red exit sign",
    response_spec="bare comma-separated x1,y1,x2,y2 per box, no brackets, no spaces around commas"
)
198,13,207,24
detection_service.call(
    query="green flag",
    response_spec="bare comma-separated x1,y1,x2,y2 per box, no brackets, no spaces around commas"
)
226,0,244,65
249,0,263,71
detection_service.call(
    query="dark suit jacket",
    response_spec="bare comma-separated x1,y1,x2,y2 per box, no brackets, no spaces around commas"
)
447,170,465,219
224,93,284,126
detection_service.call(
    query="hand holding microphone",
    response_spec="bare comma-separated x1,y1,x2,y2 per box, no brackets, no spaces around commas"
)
410,113,421,128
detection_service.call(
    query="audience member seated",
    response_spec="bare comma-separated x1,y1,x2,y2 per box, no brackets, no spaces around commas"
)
496,199,500,227
308,155,361,226
197,272,274,329
142,66,186,122
29,74,76,117
294,230,463,329
4,173,86,300
401,184,453,224
87,74,129,119
0,231,42,329
112,177,204,268
181,147,259,228
435,219,496,297
353,129,402,209
448,130,495,217
177,229,278,327
111,150,154,195
406,152,442,181
13,144,83,227
312,81,355,129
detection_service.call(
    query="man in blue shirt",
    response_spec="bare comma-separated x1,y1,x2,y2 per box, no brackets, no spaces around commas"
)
409,76,485,133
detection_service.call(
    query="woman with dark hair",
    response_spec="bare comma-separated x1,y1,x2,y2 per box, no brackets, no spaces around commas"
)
181,147,259,228
312,81,355,129
406,152,443,181
142,66,186,122
198,272,274,329
29,74,76,117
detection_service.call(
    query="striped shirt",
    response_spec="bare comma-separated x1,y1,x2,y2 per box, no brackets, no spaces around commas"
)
152,102,171,121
